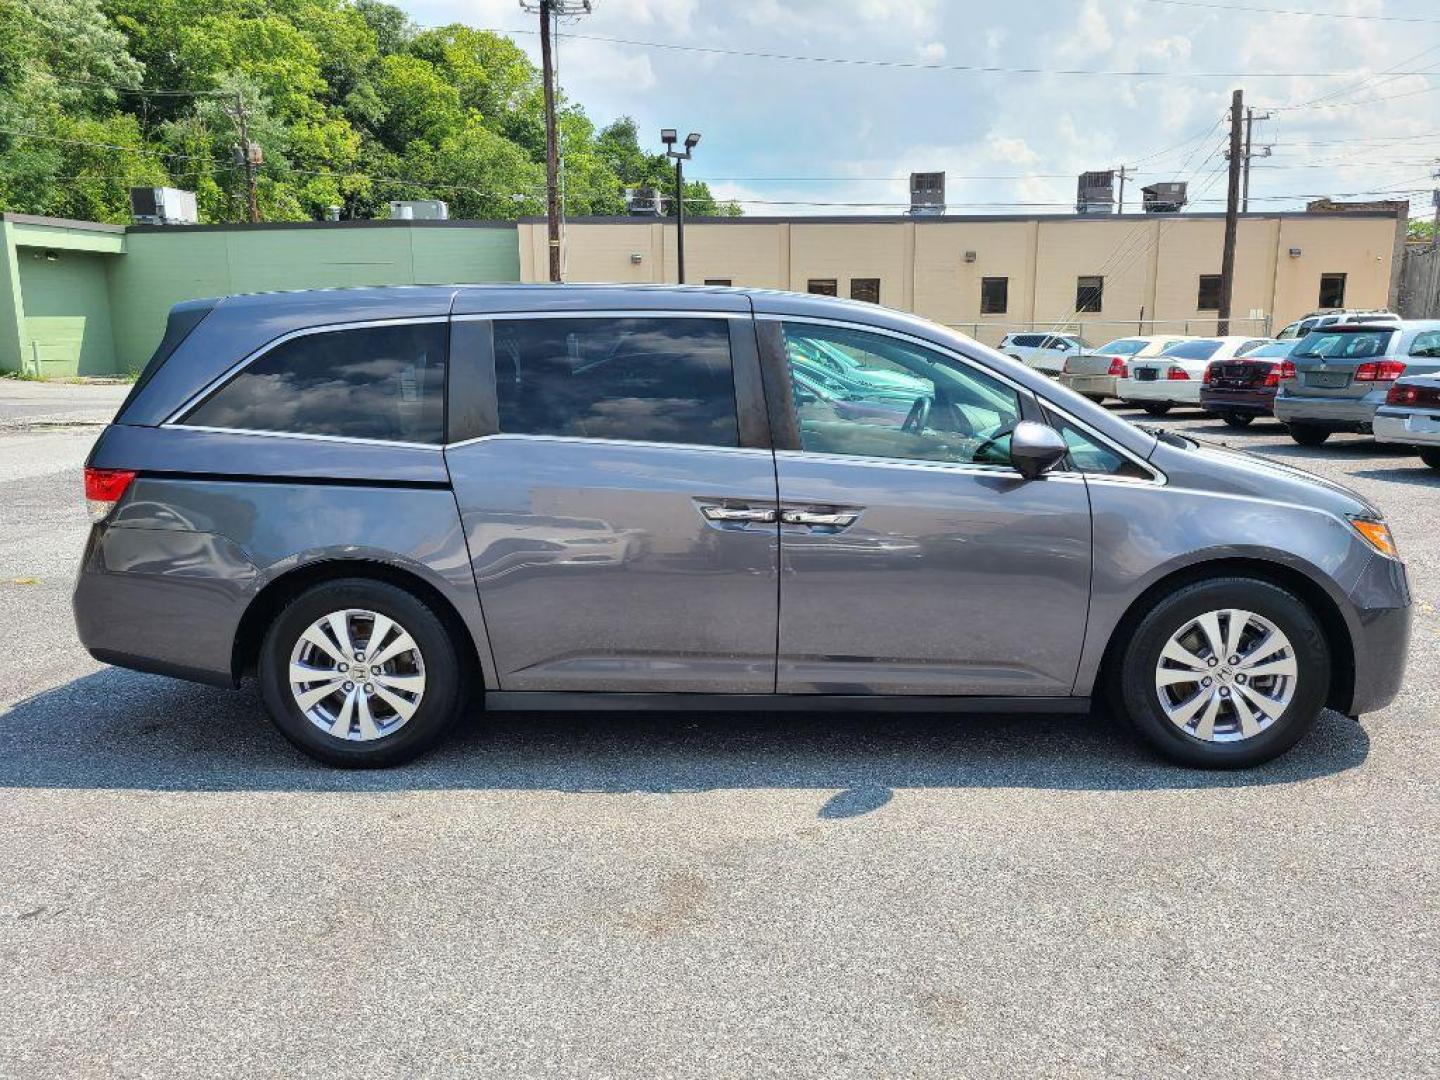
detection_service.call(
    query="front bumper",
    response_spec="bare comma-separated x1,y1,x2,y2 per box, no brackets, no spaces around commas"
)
1373,408,1440,448
1342,553,1412,715
1199,386,1277,415
1058,373,1117,399
1273,390,1382,428
1116,377,1202,405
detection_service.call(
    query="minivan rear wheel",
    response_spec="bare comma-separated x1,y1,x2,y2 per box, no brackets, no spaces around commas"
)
1114,578,1330,768
259,578,466,767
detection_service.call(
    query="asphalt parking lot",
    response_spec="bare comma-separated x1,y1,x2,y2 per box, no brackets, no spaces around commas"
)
1,386,1436,1079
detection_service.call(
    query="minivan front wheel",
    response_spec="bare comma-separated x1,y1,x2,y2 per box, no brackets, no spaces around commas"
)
259,578,465,767
1114,578,1330,768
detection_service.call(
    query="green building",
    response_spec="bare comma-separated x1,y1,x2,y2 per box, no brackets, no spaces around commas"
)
0,213,522,378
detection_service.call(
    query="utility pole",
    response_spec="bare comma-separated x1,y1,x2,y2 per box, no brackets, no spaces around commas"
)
1117,165,1127,214
522,0,592,282
1218,89,1244,336
661,129,701,284
232,92,261,224
1241,108,1272,213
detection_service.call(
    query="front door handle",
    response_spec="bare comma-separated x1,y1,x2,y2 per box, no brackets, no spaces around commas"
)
699,504,778,523
780,509,860,528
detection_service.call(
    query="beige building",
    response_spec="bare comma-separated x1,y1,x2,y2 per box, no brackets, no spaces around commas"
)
517,210,1404,347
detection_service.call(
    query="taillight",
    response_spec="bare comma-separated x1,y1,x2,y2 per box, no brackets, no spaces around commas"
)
1387,382,1440,408
1107,357,1128,377
1202,363,1215,386
84,467,136,522
1166,366,1190,381
1279,359,1297,380
1263,364,1282,388
1355,359,1406,382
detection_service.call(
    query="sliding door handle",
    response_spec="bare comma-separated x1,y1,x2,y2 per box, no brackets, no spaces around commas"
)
699,505,778,523
780,509,860,528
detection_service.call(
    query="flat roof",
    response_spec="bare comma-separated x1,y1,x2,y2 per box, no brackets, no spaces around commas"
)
522,210,1404,225
2,212,126,233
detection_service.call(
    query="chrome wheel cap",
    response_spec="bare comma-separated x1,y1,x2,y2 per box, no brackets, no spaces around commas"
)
1154,609,1297,743
288,608,425,742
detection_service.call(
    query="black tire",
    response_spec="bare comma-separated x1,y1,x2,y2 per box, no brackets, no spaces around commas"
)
1221,412,1255,429
1112,577,1330,769
1083,394,1108,404
1141,403,1173,416
1288,422,1331,447
1420,447,1440,471
259,578,468,767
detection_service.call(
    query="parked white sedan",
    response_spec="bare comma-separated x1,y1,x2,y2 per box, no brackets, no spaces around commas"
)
1117,336,1273,415
1058,335,1195,402
996,332,1091,375
1373,373,1440,470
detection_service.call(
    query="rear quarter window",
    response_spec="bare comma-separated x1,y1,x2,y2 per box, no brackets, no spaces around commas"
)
181,321,448,444
1408,331,1440,358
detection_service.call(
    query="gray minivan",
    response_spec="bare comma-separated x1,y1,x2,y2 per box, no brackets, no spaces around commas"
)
75,285,1410,769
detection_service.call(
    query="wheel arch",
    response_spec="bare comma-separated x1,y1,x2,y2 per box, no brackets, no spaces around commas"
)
231,558,485,689
1093,556,1356,714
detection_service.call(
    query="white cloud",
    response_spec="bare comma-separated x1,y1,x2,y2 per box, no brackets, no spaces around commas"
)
917,41,947,63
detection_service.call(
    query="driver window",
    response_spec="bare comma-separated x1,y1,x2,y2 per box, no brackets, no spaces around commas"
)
781,322,1023,466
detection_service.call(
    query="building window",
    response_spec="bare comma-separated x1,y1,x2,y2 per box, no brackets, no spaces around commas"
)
980,277,1009,315
850,278,881,304
1197,274,1221,311
1319,273,1347,308
703,278,732,286
1076,276,1104,313
807,279,838,296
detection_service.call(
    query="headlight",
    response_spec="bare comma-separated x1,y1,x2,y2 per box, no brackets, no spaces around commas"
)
1350,517,1399,558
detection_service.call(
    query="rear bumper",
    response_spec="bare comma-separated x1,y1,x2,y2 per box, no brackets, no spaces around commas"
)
1199,387,1276,415
1058,373,1117,398
1273,391,1381,428
1373,409,1440,448
1116,377,1202,405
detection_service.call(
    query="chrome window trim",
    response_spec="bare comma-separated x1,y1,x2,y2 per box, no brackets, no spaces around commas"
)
443,432,773,456
162,315,450,429
774,447,1086,484
173,425,444,452
759,311,1165,485
454,309,746,322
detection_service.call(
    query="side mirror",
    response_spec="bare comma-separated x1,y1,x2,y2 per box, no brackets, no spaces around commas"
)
1009,420,1069,480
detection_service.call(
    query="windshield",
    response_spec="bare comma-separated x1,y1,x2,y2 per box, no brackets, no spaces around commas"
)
1160,339,1223,360
1292,329,1395,360
1243,340,1297,358
1095,338,1145,356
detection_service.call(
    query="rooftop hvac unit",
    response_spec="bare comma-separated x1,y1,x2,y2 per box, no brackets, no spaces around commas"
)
1076,170,1115,215
1142,181,1189,214
129,186,199,226
624,186,665,216
388,199,449,220
910,171,945,216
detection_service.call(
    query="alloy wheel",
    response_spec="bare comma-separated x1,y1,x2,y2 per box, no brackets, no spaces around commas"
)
287,608,426,741
1153,608,1298,743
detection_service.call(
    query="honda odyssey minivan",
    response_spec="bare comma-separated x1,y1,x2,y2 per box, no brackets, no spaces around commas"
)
75,285,1411,769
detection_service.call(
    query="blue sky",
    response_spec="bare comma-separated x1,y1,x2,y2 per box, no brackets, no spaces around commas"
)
395,0,1440,218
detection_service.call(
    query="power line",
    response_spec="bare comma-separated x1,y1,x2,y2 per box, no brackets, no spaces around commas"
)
475,26,1440,79
1135,0,1440,24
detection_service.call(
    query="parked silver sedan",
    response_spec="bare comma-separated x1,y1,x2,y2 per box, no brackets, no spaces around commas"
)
1059,335,1195,402
1373,372,1440,469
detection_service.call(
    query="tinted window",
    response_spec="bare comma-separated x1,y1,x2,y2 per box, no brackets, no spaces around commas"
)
1236,340,1271,356
1197,274,1221,311
183,322,447,443
1044,410,1150,479
1245,340,1297,358
1408,330,1440,358
1160,339,1224,361
1096,338,1145,356
493,317,739,447
1293,329,1395,360
782,322,1022,467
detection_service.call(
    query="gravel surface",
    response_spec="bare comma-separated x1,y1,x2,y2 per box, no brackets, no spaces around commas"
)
0,394,1436,1079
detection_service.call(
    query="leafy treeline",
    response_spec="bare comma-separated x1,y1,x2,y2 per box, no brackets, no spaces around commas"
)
0,0,740,223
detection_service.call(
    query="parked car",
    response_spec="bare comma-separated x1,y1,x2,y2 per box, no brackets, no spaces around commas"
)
1373,373,1440,470
997,332,1091,375
1273,320,1440,445
1059,336,1195,402
1199,339,1298,428
1276,310,1399,340
75,285,1409,770
1116,337,1274,415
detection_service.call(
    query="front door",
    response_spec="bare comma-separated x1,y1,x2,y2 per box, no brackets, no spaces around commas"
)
445,313,779,693
766,319,1093,696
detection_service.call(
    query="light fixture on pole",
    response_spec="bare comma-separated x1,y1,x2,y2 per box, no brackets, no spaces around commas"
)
662,128,701,284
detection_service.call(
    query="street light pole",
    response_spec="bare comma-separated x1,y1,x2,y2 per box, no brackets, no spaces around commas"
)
662,129,700,285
